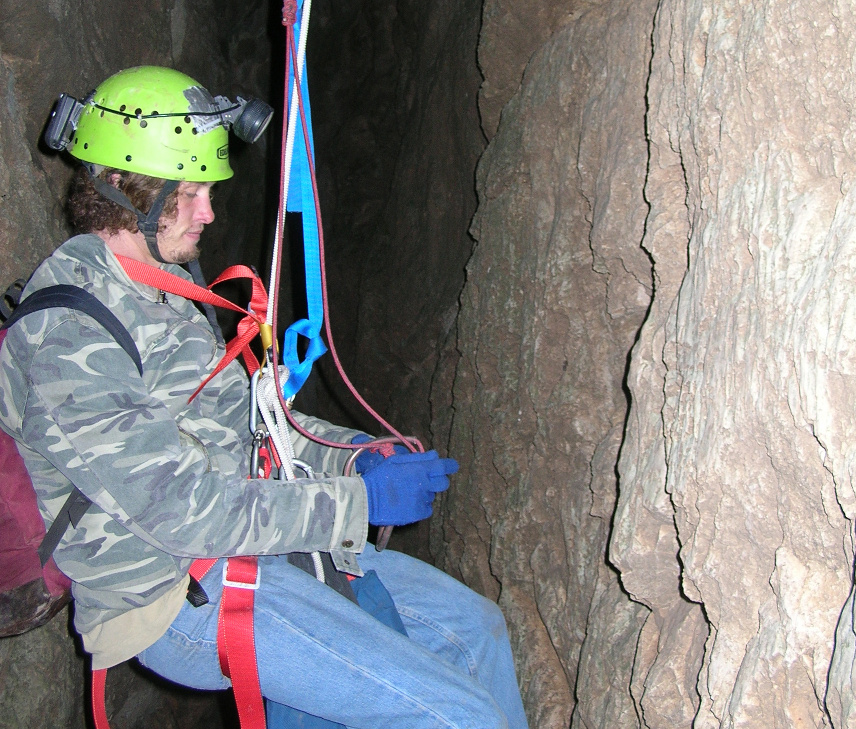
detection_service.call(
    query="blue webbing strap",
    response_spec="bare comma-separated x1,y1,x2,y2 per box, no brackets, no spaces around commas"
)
281,0,327,399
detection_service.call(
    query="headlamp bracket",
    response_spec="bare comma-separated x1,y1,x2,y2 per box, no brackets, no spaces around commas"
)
45,94,85,151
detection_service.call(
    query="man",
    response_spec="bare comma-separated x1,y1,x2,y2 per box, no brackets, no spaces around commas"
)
0,66,528,729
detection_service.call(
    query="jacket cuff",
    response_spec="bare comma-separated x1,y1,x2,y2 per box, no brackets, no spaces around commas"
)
329,475,368,576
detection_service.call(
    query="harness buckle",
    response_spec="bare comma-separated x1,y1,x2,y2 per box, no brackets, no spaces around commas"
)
222,561,261,590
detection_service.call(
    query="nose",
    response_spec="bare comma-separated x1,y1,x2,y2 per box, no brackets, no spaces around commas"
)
195,189,215,225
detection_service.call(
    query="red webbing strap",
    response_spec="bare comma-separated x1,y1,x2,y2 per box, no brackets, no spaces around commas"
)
218,556,265,729
116,255,269,401
91,668,109,729
188,557,265,729
115,257,270,726
89,560,265,729
189,558,217,582
87,562,218,729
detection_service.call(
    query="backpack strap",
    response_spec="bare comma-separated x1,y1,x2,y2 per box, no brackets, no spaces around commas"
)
2,285,143,566
0,279,27,320
37,487,91,567
2,285,143,375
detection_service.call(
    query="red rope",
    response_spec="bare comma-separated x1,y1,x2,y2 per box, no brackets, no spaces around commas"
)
282,0,297,26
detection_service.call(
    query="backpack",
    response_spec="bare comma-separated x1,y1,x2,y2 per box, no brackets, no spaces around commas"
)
0,283,141,637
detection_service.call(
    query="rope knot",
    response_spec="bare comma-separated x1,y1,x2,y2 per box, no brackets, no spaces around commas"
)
367,442,397,458
282,0,297,26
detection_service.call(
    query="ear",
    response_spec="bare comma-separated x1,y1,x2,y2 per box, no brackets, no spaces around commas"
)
107,172,123,189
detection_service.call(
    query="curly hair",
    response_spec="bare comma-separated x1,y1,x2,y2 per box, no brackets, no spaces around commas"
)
67,167,178,235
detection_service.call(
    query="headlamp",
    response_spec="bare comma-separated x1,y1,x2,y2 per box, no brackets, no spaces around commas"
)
44,90,274,150
215,96,274,144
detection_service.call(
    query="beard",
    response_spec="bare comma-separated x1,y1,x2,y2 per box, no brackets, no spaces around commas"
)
166,243,201,264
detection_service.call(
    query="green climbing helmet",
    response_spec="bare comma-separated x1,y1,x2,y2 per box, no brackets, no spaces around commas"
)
69,66,234,182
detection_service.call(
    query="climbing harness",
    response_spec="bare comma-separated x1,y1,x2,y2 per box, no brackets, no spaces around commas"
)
115,255,269,401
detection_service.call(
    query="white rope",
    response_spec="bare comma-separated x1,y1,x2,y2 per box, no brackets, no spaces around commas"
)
255,366,326,583
311,552,326,583
256,367,297,481
266,0,314,324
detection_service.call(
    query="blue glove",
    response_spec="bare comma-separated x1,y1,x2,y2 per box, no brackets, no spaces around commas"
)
351,434,409,474
362,450,459,526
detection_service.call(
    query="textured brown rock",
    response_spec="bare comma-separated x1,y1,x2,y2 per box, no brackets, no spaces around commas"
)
431,2,655,726
613,0,856,726
434,0,856,726
477,0,584,140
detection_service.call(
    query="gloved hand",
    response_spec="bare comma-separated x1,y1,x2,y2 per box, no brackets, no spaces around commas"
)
351,433,409,474
361,450,459,526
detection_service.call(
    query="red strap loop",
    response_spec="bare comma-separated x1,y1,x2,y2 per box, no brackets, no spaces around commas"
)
282,0,297,26
116,256,268,401
188,558,266,728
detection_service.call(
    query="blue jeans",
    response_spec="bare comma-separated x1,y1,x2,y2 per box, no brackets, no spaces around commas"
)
137,549,528,729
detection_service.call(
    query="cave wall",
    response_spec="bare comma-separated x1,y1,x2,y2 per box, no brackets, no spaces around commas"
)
615,0,856,725
428,0,856,727
431,2,655,727
301,0,485,450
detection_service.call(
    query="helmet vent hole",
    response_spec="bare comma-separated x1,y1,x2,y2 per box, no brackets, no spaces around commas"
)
191,156,197,162
200,165,207,172
83,143,88,149
184,116,191,124
140,120,147,128
123,118,130,125
119,104,126,112
192,128,198,135
125,155,132,162
177,163,184,170
174,126,182,134
135,108,142,117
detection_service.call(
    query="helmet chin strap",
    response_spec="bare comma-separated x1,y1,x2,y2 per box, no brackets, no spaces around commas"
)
85,164,178,264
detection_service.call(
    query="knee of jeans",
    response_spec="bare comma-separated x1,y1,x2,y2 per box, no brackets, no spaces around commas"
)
478,595,510,641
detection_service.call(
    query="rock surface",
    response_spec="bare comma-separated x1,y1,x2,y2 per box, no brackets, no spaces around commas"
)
431,0,856,726
615,1,856,726
431,1,655,726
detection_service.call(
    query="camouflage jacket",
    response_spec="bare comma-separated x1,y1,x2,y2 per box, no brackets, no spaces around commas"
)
0,235,368,637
